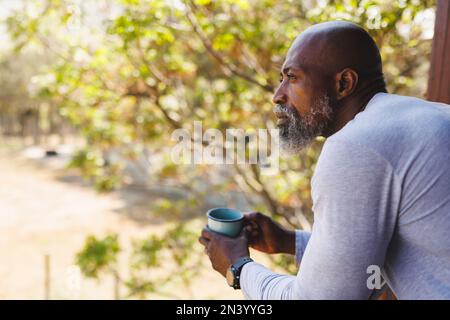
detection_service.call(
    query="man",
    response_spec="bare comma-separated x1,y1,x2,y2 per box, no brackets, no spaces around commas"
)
199,21,450,299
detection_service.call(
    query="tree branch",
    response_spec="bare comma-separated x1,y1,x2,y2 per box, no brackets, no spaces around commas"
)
184,1,274,92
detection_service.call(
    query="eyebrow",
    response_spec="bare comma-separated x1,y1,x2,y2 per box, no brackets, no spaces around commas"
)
281,65,305,75
280,66,305,76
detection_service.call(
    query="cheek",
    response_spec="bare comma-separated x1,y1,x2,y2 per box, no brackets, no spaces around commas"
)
289,84,313,116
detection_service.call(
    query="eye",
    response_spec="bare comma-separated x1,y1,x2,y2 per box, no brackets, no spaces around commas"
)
287,73,296,81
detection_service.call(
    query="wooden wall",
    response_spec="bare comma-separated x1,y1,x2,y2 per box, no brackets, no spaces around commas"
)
427,0,450,104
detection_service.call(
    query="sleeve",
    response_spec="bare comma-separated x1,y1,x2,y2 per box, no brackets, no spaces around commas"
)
240,139,400,299
295,230,311,266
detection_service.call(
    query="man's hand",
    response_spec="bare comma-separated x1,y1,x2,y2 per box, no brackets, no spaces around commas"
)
198,228,250,277
244,212,296,255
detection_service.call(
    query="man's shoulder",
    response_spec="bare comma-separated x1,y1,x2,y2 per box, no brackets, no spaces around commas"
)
336,93,450,137
328,93,450,162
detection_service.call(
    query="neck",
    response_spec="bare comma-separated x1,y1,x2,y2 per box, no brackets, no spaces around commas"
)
324,79,387,137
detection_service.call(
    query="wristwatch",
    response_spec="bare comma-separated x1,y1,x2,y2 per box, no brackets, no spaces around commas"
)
226,257,254,289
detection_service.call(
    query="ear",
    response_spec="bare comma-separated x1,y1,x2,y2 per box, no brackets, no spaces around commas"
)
335,68,358,100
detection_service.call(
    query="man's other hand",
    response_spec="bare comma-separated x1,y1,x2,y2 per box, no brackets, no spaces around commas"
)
243,212,296,255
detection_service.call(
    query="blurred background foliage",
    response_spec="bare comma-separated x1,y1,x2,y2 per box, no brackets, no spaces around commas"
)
1,0,436,298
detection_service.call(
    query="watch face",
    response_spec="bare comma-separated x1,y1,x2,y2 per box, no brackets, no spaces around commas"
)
226,267,235,286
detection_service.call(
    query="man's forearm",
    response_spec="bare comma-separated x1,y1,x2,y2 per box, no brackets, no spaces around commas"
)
241,230,310,299
240,262,298,299
278,229,296,255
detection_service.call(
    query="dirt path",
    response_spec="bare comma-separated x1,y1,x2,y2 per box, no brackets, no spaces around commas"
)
0,143,242,299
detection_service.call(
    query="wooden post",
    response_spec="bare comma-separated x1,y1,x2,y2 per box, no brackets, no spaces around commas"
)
44,254,51,300
427,0,450,104
113,271,120,300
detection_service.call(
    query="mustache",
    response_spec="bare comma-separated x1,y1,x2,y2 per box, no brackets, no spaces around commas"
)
273,104,299,120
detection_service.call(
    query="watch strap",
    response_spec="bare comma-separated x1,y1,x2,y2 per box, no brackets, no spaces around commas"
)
230,256,253,289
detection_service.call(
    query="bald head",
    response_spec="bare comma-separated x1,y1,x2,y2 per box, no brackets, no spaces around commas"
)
285,21,384,85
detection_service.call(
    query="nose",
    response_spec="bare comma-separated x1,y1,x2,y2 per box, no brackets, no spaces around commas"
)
272,83,287,105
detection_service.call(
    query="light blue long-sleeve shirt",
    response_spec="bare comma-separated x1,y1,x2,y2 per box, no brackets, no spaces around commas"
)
241,93,450,299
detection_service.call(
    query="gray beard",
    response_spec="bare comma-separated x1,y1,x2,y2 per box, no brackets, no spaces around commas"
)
275,94,333,156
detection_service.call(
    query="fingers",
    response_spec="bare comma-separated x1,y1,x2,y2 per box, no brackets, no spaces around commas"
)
243,212,265,226
244,224,259,237
199,228,212,250
201,227,214,240
237,229,249,241
244,223,257,233
198,236,209,247
243,211,261,221
243,226,259,247
243,213,261,236
198,235,211,257
199,228,218,254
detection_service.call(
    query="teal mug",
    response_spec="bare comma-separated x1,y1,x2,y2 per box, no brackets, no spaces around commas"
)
206,207,244,238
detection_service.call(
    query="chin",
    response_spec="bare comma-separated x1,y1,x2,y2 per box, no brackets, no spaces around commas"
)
279,139,312,157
